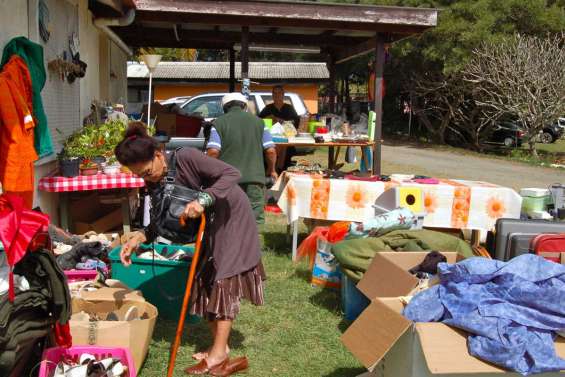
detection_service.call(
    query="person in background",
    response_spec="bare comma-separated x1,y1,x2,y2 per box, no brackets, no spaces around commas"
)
115,122,263,376
206,93,277,224
258,85,299,172
258,85,300,128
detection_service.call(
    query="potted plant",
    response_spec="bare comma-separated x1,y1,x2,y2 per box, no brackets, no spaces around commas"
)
58,151,80,177
102,155,121,175
80,158,99,176
57,130,82,177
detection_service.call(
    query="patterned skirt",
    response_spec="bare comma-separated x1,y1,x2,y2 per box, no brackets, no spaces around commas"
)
189,259,265,321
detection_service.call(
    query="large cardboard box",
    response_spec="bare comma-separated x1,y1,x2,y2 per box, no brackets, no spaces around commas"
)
356,251,464,300
70,297,158,370
74,208,122,234
343,252,565,376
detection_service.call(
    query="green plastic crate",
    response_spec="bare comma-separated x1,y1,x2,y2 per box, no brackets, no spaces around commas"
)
109,244,200,322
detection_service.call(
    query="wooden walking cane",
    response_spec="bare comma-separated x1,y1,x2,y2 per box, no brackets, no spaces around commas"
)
167,214,206,377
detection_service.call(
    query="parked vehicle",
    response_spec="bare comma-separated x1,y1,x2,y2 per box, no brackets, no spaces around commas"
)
539,122,564,144
159,96,192,106
159,92,309,151
178,92,309,122
484,122,524,148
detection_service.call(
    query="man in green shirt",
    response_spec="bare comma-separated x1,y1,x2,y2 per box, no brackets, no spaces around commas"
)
207,93,277,224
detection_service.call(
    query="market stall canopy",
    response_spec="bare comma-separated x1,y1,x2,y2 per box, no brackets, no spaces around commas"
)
90,0,439,176
96,0,438,63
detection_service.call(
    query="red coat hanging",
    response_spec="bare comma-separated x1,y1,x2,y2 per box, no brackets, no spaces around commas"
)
0,193,49,301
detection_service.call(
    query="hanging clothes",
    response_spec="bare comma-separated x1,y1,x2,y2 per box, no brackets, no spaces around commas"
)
1,36,53,158
0,57,37,207
0,194,49,301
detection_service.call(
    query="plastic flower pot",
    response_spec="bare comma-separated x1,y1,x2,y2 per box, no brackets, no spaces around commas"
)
103,164,121,175
59,159,80,177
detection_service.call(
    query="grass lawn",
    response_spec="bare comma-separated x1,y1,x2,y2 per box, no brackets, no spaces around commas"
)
139,211,365,377
534,139,565,154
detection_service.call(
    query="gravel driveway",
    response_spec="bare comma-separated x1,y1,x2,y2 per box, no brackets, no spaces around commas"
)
382,144,565,190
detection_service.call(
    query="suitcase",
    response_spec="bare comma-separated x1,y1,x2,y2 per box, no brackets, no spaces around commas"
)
504,233,537,261
530,233,565,263
494,218,565,261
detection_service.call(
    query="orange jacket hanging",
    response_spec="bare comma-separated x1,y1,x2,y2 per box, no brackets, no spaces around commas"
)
0,56,37,194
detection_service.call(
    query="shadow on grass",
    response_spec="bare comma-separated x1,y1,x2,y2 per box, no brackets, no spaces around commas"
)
292,265,312,283
153,318,246,351
261,231,308,257
309,288,341,314
338,318,352,333
261,231,291,256
322,367,367,377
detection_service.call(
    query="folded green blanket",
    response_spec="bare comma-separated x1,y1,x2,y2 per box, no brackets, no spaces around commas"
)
333,229,474,282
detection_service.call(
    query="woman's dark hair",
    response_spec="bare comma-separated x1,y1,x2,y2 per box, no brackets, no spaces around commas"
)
114,121,158,166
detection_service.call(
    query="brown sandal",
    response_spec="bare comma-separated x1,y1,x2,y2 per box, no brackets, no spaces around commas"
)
184,358,228,375
210,357,249,377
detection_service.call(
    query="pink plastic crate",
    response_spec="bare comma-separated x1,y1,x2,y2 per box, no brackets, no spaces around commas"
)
39,346,137,377
64,269,98,282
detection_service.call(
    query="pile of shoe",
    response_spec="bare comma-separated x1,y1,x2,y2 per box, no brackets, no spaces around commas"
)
71,306,143,322
137,247,191,262
50,225,115,273
52,353,126,377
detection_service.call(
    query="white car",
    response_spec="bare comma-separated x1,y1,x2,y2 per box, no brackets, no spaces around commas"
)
160,91,309,150
159,96,192,106
178,92,308,122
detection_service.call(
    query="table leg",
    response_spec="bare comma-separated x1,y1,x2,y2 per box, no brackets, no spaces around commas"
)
471,229,481,247
328,146,335,170
361,147,370,172
334,147,341,168
292,220,299,262
121,194,131,234
59,193,70,232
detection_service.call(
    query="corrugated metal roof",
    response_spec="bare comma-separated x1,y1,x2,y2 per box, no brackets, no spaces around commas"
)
127,62,329,80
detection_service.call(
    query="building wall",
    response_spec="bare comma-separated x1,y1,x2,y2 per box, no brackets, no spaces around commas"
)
0,0,29,49
109,41,128,104
78,0,101,120
0,0,128,224
154,83,320,114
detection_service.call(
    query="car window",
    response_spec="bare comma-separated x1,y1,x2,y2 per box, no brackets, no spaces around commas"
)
182,96,224,118
261,95,293,107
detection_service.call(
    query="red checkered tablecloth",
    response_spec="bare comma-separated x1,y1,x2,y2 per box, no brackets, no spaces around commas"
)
38,173,145,192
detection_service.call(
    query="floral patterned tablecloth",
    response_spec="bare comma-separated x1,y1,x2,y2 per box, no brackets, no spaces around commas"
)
277,175,522,231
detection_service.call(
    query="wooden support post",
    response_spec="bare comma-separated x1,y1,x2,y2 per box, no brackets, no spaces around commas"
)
229,48,236,92
241,26,250,95
372,33,386,176
327,53,336,113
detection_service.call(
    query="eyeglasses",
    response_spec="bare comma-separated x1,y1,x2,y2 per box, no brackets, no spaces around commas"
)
139,157,156,179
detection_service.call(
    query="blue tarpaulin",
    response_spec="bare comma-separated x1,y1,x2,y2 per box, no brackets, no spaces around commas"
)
403,254,565,375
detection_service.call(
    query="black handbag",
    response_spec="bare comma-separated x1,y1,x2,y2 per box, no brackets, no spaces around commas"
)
150,148,202,244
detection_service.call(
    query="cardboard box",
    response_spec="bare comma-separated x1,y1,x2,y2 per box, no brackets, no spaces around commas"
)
356,252,464,300
74,208,122,234
342,252,565,376
70,298,158,370
155,113,177,136
72,281,146,304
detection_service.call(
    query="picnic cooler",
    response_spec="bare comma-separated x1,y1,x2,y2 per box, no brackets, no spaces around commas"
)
530,234,565,263
39,346,137,377
520,188,551,214
109,244,200,322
